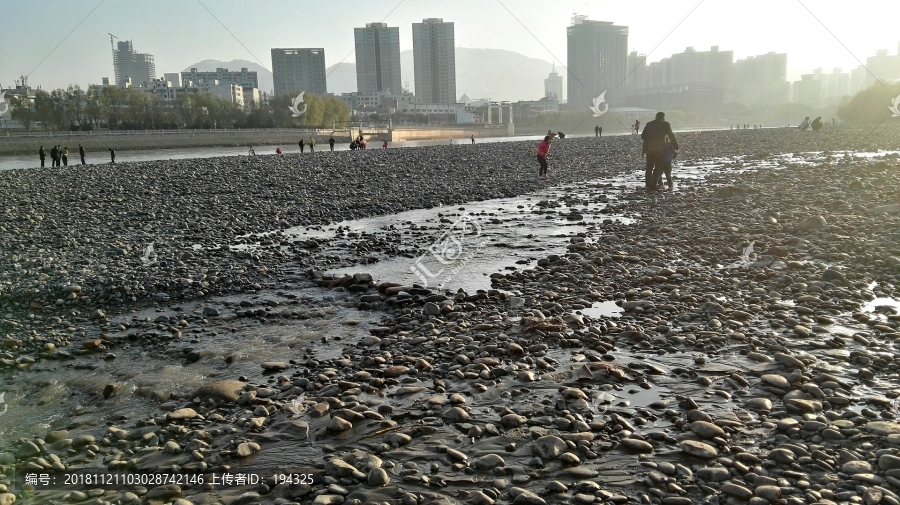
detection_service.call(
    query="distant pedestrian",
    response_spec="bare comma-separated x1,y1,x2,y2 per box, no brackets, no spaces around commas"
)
299,138,305,153
831,118,836,125
248,146,256,155
536,135,551,181
50,146,58,167
309,137,315,153
62,147,68,166
109,149,116,163
329,137,335,151
276,147,283,155
471,135,475,144
383,140,388,149
641,111,679,191
595,125,600,137
56,145,62,167
39,146,46,168
450,139,454,145
598,126,602,137
79,144,86,165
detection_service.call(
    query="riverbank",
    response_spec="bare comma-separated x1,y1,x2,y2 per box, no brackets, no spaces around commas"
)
2,126,900,505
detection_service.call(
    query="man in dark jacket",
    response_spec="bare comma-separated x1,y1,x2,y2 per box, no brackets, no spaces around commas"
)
641,112,678,190
39,146,46,167
50,146,58,167
79,144,86,165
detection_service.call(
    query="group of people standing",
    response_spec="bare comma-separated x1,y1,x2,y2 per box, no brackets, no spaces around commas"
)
536,111,678,191
798,116,825,131
39,145,88,167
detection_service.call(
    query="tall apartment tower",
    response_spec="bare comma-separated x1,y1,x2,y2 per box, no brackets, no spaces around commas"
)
113,40,156,87
355,22,402,95
544,63,564,100
412,18,457,104
566,16,628,108
271,48,327,97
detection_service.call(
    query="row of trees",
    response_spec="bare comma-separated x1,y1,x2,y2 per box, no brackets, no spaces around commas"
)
7,85,351,131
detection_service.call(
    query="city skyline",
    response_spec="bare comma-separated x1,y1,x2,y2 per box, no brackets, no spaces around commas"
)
1,0,897,94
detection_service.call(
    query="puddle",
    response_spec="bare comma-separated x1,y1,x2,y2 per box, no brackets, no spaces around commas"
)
580,300,624,318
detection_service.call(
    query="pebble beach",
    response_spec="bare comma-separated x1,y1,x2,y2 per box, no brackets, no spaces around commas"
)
3,125,900,505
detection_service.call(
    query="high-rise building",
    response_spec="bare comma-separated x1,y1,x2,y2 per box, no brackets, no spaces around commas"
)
271,48,327,97
733,52,789,106
791,74,822,108
864,45,900,88
181,68,259,89
355,22,402,95
668,46,733,101
544,63,563,100
812,68,850,109
412,18,457,104
626,51,647,90
113,40,156,87
566,16,628,108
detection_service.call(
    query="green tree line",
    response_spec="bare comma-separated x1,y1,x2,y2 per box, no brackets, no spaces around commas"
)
8,86,350,131
837,82,900,124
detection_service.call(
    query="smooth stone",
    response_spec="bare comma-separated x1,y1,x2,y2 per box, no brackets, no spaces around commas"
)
619,438,653,453
367,467,390,487
166,408,198,421
680,440,718,458
842,461,873,474
691,421,727,439
474,454,506,471
721,482,753,500
191,380,246,403
760,374,790,389
533,436,568,460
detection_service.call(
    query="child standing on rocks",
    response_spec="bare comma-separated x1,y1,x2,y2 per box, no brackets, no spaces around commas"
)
537,135,551,181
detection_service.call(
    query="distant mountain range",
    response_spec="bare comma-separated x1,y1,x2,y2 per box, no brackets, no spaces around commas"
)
187,48,558,101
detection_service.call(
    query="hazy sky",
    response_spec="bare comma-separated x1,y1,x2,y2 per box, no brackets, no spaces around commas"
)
1,0,897,93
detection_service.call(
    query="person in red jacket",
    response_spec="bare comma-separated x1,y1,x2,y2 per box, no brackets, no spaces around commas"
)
536,135,551,180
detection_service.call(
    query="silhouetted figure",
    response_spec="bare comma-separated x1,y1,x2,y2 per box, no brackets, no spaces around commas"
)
383,140,388,149
329,137,335,151
50,146,58,167
557,132,566,139
62,147,68,166
79,144,86,165
811,116,824,131
598,126,602,137
309,137,315,153
248,146,256,155
39,146,46,168
471,135,475,144
641,111,679,191
299,138,305,153
831,118,836,125
798,117,811,131
109,149,116,163
595,125,600,137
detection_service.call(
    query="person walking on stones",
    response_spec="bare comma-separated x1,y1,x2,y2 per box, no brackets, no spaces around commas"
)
329,137,335,151
50,146,58,167
109,149,116,164
536,135,552,181
248,146,256,155
79,144,86,165
383,140,388,149
471,134,475,145
62,147,69,167
298,138,305,153
309,137,315,153
39,146,46,168
598,126,603,137
641,111,679,191
595,125,600,137
652,136,678,191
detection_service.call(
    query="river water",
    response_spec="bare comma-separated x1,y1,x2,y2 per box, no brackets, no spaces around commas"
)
0,127,740,171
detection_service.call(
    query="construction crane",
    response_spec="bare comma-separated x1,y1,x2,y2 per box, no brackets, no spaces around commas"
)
108,33,118,83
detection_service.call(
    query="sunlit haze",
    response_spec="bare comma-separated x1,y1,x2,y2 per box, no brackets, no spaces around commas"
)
1,0,896,94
